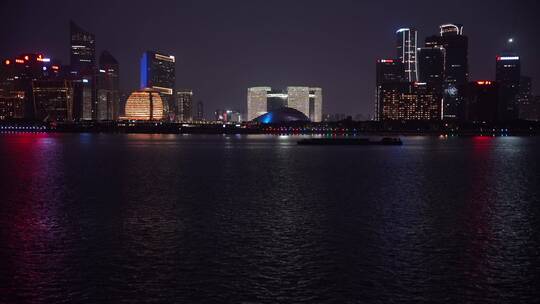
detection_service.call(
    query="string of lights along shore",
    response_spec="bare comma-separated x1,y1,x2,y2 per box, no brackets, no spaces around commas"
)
0,21,539,124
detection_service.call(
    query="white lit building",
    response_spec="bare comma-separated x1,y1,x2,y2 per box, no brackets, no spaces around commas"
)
247,86,323,122
396,28,418,82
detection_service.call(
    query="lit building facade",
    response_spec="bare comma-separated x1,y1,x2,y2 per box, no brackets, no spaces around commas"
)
248,87,271,121
517,76,535,120
70,21,95,73
417,47,445,119
175,89,193,122
140,51,175,117
32,80,74,122
247,86,323,122
1,53,62,120
0,91,25,120
123,89,164,121
379,82,440,121
396,28,418,82
418,47,445,86
96,51,120,121
196,100,204,121
496,55,521,121
309,87,323,122
425,24,469,121
375,59,405,121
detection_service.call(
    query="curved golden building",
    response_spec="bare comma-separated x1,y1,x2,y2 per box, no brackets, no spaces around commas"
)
124,89,164,121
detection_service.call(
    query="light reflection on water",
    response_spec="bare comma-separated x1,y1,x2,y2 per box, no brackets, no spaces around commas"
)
0,134,539,303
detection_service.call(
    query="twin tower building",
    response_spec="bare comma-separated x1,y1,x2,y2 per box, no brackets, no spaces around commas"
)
247,87,323,122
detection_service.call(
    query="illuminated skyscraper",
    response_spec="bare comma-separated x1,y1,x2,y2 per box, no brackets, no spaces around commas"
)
140,51,175,117
247,87,271,121
309,88,323,122
247,86,323,122
496,44,521,121
518,76,534,120
32,80,74,122
418,47,445,119
396,28,418,82
418,47,445,85
375,59,405,121
176,89,193,122
196,100,204,121
96,51,120,120
426,24,469,120
70,21,95,73
287,87,310,118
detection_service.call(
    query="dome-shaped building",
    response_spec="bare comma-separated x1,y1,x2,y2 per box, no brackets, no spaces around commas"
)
254,107,309,124
123,89,164,121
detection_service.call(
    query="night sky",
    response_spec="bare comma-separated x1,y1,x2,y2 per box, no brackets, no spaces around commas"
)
2,0,539,117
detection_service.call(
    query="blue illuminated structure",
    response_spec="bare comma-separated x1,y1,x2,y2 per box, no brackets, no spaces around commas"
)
140,52,148,89
254,107,309,124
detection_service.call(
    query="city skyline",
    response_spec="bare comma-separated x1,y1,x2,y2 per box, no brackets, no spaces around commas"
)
1,0,539,117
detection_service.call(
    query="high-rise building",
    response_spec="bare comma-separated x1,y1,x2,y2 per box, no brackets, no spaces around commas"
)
426,24,469,120
140,51,175,118
176,89,193,122
70,21,95,73
287,87,310,118
196,100,204,121
32,80,74,122
0,90,25,120
418,47,445,85
518,76,534,120
70,21,97,121
247,87,271,121
379,82,440,121
1,53,62,120
466,81,499,123
266,89,288,112
396,28,418,82
96,51,120,121
520,96,540,121
375,59,405,121
77,75,94,121
417,47,445,119
309,88,323,122
496,54,521,121
247,86,323,122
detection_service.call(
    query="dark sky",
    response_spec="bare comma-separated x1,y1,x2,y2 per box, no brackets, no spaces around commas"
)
2,0,539,117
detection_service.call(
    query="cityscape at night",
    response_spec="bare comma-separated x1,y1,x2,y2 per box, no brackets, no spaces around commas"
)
1,0,540,303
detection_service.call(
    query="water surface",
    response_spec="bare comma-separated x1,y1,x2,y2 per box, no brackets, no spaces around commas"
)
0,134,539,303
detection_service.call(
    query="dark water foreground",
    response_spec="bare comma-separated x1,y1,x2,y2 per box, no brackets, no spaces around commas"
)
0,134,539,303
